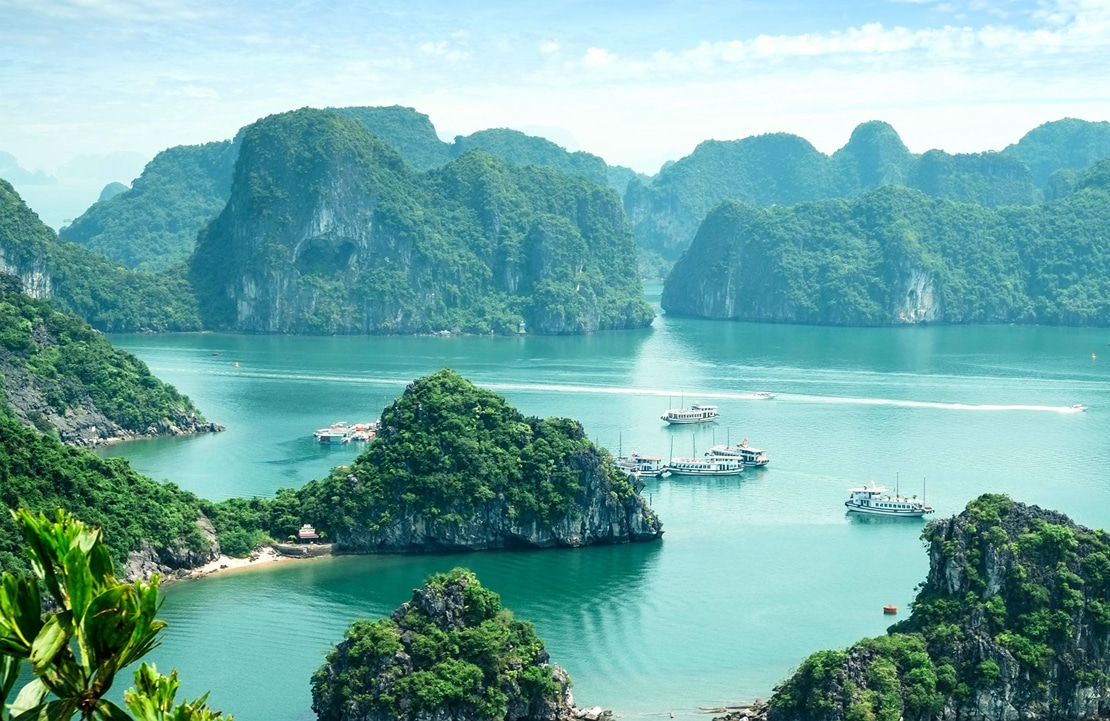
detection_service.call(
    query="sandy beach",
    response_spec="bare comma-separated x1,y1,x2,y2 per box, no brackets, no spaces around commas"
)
182,546,291,580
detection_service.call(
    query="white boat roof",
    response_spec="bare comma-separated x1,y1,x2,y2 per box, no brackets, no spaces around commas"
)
848,485,888,493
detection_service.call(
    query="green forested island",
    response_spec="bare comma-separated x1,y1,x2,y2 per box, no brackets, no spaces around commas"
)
5,109,653,336
628,118,1110,262
47,112,1110,290
217,368,662,551
312,568,579,721
743,494,1110,721
0,308,661,573
190,108,653,335
662,159,1110,326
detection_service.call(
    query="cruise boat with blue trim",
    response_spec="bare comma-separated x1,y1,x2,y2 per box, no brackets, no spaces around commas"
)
844,485,934,518
664,455,744,476
661,404,719,425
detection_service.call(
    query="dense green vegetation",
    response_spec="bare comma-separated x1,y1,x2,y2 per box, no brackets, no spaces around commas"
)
0,275,203,432
767,494,1110,720
0,414,209,577
1001,118,1110,188
332,105,453,170
0,508,231,720
312,568,565,721
453,128,610,187
629,118,1110,261
0,180,202,331
98,181,129,202
191,108,652,335
61,141,237,271
293,369,641,536
663,161,1110,326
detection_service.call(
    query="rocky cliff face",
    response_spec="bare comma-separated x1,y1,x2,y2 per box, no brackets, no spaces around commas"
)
660,184,1067,327
120,515,221,582
0,350,222,446
0,246,51,298
737,495,1110,721
191,108,652,336
334,452,662,553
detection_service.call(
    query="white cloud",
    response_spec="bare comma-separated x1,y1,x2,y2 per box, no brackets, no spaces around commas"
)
582,47,617,67
539,40,559,54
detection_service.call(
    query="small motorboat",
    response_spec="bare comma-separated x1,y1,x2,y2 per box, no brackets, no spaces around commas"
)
754,391,776,399
1072,403,1088,412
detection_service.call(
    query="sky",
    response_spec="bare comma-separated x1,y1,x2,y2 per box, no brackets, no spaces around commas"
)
3,0,1110,218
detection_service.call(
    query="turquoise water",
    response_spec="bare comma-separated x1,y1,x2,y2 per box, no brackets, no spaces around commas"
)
101,288,1110,721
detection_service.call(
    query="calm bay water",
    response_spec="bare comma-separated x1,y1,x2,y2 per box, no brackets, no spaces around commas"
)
101,286,1110,721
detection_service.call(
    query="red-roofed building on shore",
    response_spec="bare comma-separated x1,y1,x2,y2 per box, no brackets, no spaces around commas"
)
297,524,320,543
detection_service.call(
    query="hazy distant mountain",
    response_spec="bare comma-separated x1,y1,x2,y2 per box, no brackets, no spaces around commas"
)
0,151,55,185
60,140,238,271
662,158,1110,326
189,108,653,335
3,150,148,230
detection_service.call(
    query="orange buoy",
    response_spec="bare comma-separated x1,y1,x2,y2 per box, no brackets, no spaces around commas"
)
883,604,898,615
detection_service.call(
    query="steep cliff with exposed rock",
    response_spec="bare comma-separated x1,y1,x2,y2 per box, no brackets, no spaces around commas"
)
722,495,1110,721
190,108,653,335
663,168,1110,326
291,369,663,552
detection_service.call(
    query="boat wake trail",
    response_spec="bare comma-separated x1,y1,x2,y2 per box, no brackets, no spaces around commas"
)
785,395,1080,413
197,370,1083,413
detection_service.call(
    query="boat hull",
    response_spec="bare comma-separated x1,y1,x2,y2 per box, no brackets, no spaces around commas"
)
667,468,745,476
662,417,718,425
844,502,931,518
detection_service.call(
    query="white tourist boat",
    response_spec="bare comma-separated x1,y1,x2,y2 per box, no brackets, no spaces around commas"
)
660,403,720,424
615,451,666,476
705,440,769,467
664,455,744,476
844,484,934,518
